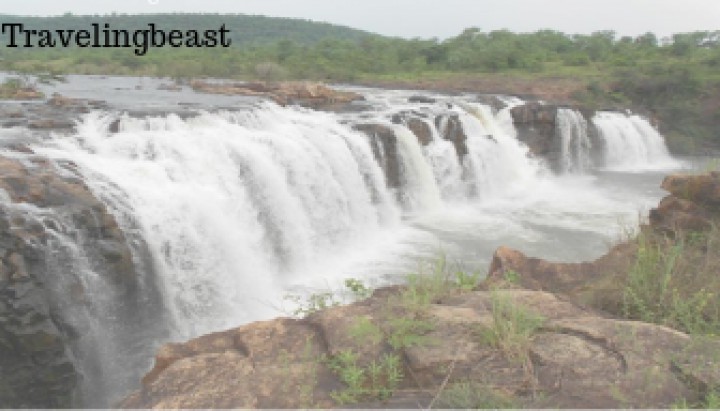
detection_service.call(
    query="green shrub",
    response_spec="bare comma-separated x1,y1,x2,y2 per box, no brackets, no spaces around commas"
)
622,229,720,335
324,350,403,405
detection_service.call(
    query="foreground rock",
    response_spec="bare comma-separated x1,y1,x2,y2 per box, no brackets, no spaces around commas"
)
190,80,365,110
120,284,711,409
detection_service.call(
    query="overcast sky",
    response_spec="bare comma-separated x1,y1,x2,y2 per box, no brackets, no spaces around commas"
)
3,0,719,40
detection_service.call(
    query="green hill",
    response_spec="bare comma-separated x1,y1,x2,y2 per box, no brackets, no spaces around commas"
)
0,13,378,47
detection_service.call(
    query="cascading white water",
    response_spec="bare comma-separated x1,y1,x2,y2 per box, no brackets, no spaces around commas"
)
556,108,592,173
36,104,400,340
414,119,464,200
392,124,443,210
419,117,465,201
457,102,542,199
592,111,680,171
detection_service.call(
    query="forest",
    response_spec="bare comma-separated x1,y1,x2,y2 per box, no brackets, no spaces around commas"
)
0,14,718,152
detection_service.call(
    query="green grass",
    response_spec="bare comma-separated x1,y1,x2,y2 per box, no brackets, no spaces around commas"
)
621,228,720,335
324,350,403,405
478,291,546,364
434,381,518,409
673,390,720,409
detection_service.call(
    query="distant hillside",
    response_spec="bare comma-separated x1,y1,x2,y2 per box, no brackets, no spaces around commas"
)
0,13,379,46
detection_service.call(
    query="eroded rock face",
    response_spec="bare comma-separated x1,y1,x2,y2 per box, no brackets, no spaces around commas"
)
510,102,559,160
650,172,720,234
485,243,636,315
0,154,138,407
353,123,401,190
390,111,434,146
120,286,707,409
435,113,468,160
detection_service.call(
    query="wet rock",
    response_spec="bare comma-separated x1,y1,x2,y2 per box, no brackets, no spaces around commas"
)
408,95,436,104
406,117,433,146
27,119,75,130
353,123,401,189
391,111,433,146
510,102,559,162
476,94,508,112
0,154,139,407
435,113,468,159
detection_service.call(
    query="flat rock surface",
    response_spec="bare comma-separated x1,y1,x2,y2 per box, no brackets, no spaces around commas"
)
119,286,714,409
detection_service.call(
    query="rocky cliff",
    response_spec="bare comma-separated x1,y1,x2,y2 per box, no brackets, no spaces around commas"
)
0,152,138,407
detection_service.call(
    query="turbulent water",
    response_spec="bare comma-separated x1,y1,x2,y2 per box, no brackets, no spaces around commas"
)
592,111,679,171
556,108,592,173
2,81,687,406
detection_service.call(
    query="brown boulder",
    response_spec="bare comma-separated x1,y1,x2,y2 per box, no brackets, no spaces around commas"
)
486,244,636,314
661,173,720,207
645,172,720,235
649,195,713,233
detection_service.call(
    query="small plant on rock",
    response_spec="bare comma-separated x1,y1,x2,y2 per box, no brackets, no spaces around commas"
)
324,349,403,405
284,290,340,318
386,316,435,350
478,291,545,367
434,381,518,409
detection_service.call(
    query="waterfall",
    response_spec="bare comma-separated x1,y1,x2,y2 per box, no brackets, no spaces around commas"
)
556,108,592,173
37,105,400,337
420,117,465,201
458,102,541,199
28,104,401,404
12,90,681,407
592,111,680,171
392,124,443,211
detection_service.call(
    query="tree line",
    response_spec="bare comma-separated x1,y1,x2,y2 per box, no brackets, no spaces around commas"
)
0,14,718,151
